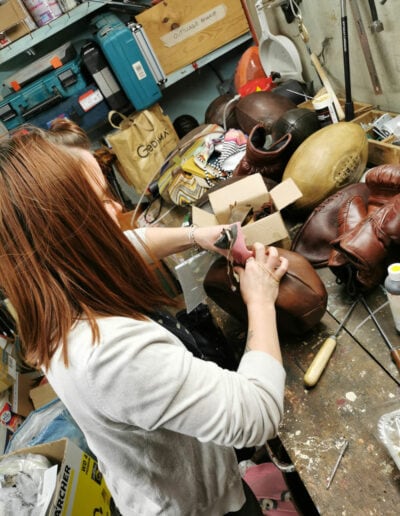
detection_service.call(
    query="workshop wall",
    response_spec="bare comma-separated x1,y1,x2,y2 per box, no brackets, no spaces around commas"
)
244,0,397,112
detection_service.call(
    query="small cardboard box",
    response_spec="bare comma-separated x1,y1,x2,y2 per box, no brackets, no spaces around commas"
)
0,438,115,515
136,0,249,75
192,174,302,247
0,0,36,48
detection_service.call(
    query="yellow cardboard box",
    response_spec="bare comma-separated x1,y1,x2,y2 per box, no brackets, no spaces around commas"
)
0,438,116,515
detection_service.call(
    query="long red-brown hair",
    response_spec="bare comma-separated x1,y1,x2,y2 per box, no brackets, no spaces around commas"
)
0,133,174,368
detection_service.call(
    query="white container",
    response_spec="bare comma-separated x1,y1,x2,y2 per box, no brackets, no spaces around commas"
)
22,0,62,27
312,93,338,128
384,263,400,333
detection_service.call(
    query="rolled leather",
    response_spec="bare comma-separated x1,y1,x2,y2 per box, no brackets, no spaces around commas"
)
204,248,327,336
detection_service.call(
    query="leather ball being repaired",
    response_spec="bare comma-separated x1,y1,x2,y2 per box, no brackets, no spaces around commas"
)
282,122,368,214
204,248,327,336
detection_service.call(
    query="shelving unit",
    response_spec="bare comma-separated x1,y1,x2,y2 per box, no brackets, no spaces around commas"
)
0,1,105,65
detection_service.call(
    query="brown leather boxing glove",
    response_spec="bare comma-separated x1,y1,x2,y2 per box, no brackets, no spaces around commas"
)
332,193,400,289
290,183,370,268
365,164,400,213
329,194,369,268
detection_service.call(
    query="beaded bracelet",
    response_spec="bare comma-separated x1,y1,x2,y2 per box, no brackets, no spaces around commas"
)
188,223,201,251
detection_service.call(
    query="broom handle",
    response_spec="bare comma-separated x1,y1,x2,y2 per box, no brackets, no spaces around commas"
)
310,53,345,121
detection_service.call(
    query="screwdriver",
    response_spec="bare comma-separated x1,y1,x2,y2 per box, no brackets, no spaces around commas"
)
304,298,359,387
360,295,400,373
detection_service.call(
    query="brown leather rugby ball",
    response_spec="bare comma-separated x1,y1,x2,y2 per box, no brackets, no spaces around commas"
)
204,248,327,336
282,122,368,214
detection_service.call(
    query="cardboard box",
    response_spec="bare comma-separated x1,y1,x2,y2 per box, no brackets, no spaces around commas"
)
136,0,249,75
0,0,36,48
192,173,302,247
0,438,115,515
0,348,17,393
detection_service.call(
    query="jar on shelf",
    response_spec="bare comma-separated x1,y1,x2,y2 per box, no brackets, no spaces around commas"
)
22,0,63,27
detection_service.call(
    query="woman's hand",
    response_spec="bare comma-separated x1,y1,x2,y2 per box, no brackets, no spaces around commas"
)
193,223,253,263
234,243,289,310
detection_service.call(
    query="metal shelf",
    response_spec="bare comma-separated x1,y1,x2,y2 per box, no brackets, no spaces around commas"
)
0,2,105,65
164,33,252,87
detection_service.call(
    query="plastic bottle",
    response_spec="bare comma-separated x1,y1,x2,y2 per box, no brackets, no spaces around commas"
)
384,263,400,333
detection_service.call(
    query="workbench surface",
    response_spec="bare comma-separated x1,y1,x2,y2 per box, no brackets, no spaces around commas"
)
278,267,400,515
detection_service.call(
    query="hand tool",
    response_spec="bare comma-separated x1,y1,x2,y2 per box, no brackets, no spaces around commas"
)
348,0,383,95
326,439,349,489
296,16,345,121
360,295,400,373
304,298,359,387
255,0,304,82
240,0,259,44
340,0,354,121
367,0,384,32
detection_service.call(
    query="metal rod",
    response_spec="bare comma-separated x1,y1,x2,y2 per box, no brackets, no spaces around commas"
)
326,439,349,489
360,296,393,350
340,0,354,120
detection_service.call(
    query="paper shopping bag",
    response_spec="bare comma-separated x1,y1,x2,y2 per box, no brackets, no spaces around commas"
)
107,104,179,194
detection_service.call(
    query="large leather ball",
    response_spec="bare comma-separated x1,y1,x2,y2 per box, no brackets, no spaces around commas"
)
282,122,368,214
235,91,296,135
234,46,266,93
204,248,327,336
271,108,320,149
204,93,239,129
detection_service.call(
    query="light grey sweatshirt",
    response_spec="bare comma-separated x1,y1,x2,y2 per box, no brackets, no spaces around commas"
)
46,229,286,515
47,315,285,515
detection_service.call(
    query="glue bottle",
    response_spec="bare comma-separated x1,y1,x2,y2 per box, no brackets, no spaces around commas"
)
384,263,400,333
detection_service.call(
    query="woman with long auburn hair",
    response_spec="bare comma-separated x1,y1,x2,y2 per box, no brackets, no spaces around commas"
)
0,131,288,516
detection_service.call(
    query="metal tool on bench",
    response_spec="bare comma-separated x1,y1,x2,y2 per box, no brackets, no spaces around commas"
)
326,439,349,489
360,295,400,373
304,298,359,387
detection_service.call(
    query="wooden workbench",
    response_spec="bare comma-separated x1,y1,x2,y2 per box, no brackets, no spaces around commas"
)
278,267,400,515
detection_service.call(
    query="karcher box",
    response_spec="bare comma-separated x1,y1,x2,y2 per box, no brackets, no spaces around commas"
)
0,438,115,515
192,173,302,247
136,0,249,74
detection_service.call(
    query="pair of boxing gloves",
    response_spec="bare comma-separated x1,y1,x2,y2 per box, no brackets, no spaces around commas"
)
328,164,400,290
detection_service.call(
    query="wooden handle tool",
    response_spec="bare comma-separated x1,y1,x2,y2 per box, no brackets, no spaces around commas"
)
310,53,345,121
304,298,359,387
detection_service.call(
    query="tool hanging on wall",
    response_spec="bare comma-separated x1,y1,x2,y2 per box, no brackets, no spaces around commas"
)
340,0,354,121
255,0,304,82
360,295,400,373
288,0,345,120
240,0,259,44
348,0,383,95
304,298,359,387
367,0,384,32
